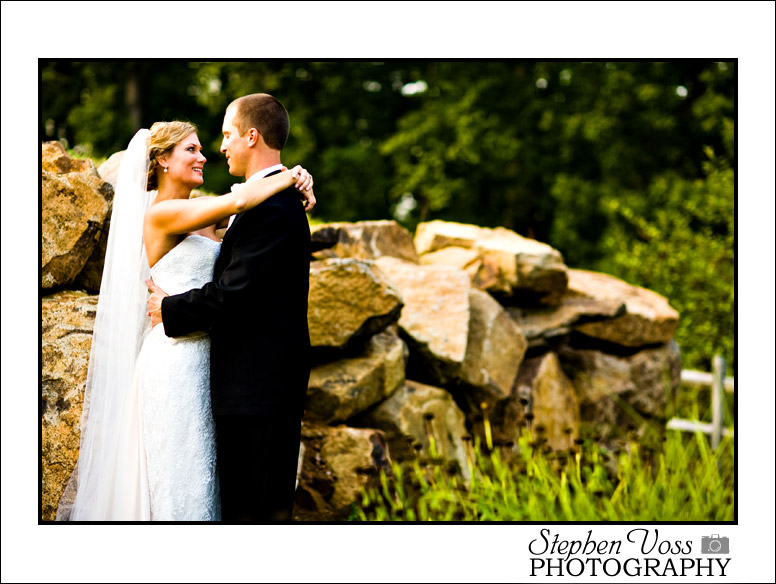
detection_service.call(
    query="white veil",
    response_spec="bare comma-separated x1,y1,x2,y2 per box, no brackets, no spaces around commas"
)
56,129,154,521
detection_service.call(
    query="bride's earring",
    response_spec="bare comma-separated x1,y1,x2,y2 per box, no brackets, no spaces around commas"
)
163,167,168,173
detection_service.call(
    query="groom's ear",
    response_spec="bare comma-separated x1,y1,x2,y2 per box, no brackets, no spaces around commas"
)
247,129,272,151
246,128,260,147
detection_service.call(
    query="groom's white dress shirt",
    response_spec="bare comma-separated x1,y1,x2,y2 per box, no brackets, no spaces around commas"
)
226,164,285,230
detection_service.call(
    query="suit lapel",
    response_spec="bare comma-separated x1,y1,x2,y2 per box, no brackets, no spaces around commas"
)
220,168,284,249
225,212,244,234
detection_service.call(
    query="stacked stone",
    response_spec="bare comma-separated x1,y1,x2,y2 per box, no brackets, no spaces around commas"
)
415,220,681,453
41,143,115,519
41,141,681,521
297,221,512,520
303,219,680,512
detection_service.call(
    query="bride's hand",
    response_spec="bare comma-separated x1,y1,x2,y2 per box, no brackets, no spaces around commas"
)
301,187,316,212
289,165,316,212
289,165,313,192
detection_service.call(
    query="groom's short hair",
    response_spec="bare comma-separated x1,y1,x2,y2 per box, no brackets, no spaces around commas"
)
229,93,289,151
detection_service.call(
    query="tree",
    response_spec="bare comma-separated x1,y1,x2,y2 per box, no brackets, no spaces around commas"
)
40,60,735,370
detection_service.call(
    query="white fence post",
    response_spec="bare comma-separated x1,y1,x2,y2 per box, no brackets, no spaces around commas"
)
711,355,726,450
667,354,733,445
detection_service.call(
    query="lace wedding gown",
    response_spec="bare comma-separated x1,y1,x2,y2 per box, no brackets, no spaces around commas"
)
136,234,222,521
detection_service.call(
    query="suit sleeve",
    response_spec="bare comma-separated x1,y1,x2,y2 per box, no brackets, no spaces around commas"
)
160,204,291,337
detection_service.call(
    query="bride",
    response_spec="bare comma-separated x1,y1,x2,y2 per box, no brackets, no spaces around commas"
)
56,121,314,521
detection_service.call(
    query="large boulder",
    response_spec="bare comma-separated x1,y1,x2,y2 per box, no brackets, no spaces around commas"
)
569,270,680,348
305,327,407,424
415,221,493,254
456,289,527,409
416,220,568,303
96,150,126,188
356,380,470,478
489,352,581,452
558,341,681,446
74,212,111,293
294,420,337,521
315,426,392,517
507,269,626,349
374,258,526,407
311,220,419,263
42,170,113,290
418,246,480,278
70,149,127,293
42,141,99,176
374,257,471,383
308,259,403,353
41,291,97,521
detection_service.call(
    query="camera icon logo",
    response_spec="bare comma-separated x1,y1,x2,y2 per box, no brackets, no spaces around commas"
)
701,534,729,554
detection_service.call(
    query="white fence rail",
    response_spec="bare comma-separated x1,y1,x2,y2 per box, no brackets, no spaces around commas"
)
680,369,735,393
666,418,734,438
667,355,734,450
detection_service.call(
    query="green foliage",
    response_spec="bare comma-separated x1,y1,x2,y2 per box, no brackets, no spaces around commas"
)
65,147,106,167
353,429,734,522
41,61,734,370
596,157,734,373
354,381,735,522
670,381,735,434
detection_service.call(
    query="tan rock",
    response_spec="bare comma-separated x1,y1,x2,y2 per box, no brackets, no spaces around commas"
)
306,327,407,424
414,220,486,254
76,149,134,292
458,289,527,406
490,352,581,452
96,150,125,188
42,170,113,290
415,220,568,301
41,291,97,521
308,259,403,351
570,270,680,347
294,419,338,521
374,257,471,382
357,380,469,477
374,258,525,404
507,270,626,348
42,141,99,176
320,426,392,512
311,220,419,263
558,341,681,444
74,212,111,293
419,246,481,278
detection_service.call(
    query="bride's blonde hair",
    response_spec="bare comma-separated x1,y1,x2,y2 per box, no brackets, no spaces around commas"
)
146,121,198,190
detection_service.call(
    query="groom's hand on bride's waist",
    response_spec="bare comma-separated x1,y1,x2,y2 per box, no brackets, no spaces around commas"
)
145,278,169,328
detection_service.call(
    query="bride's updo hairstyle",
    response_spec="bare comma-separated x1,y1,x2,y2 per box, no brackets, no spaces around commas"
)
146,121,198,190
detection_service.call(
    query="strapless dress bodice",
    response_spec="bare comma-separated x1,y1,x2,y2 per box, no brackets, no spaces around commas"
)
149,235,221,296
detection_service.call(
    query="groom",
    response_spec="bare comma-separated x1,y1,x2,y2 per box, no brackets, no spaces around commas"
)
146,93,312,521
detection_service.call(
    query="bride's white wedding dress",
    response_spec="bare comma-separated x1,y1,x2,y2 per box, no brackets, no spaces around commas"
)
136,234,222,521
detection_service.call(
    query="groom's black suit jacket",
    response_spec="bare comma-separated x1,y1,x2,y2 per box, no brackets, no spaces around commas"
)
160,172,311,419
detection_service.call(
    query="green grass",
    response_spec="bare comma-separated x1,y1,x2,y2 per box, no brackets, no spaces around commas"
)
351,385,735,522
65,146,107,167
669,381,735,431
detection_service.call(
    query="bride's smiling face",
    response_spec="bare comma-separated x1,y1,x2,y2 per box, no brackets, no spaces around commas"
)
162,133,207,189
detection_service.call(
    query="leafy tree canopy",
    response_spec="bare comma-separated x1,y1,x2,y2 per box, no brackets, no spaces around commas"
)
41,60,734,371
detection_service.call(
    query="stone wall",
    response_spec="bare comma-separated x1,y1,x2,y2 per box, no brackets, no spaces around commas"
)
41,142,681,521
